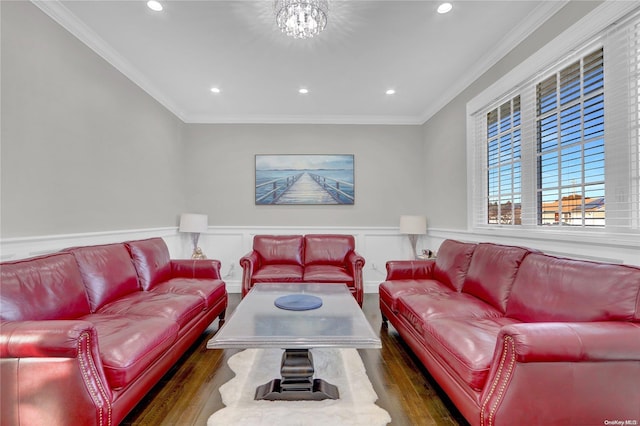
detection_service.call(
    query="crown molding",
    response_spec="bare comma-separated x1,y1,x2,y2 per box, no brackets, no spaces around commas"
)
31,0,567,126
183,113,424,126
418,1,567,124
31,0,188,122
467,0,640,116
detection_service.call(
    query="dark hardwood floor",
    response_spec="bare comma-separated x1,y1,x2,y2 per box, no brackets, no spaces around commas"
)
121,293,469,426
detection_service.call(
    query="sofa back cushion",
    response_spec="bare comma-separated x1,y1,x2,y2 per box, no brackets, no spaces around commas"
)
433,240,477,291
0,253,91,321
69,244,140,312
507,253,640,322
462,243,531,312
304,234,355,266
254,235,304,266
126,238,172,291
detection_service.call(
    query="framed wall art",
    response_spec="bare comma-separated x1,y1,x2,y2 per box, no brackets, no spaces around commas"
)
255,154,354,205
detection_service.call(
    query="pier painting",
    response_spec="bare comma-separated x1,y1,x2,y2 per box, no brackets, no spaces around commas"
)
255,155,354,205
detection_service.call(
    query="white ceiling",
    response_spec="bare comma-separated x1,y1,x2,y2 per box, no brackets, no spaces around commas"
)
34,0,566,124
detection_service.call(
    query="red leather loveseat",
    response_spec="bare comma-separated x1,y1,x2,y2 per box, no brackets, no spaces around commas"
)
0,237,227,426
240,234,365,305
380,239,640,426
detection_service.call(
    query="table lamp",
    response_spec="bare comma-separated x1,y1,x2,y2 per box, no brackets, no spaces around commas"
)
179,213,208,259
399,215,427,260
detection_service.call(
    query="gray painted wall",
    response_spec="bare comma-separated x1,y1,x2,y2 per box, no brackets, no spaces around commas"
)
0,1,600,238
183,123,424,226
421,1,601,230
1,2,186,237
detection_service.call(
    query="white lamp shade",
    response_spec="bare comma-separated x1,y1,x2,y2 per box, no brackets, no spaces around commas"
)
179,213,208,233
399,215,427,234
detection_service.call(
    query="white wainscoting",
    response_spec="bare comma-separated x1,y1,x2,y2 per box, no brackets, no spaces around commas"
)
0,228,179,261
426,228,640,266
3,226,637,294
0,226,421,294
189,226,416,294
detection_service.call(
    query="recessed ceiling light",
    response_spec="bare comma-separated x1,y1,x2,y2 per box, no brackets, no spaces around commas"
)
437,2,453,14
386,89,396,95
299,88,309,94
147,1,163,12
210,87,221,94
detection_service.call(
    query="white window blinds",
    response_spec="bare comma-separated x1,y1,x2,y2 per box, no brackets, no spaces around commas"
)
536,48,605,227
487,96,522,225
603,14,640,232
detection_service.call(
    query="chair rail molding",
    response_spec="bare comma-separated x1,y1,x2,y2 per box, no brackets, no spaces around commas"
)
427,228,640,266
4,226,637,293
0,226,422,294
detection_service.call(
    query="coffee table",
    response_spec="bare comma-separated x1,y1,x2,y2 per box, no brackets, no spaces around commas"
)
206,283,381,401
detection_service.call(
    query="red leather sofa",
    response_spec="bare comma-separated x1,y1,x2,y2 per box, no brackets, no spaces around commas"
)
380,239,640,426
0,237,227,426
239,234,365,305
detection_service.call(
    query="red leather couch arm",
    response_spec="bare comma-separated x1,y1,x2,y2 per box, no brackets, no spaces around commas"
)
347,251,365,305
171,259,222,280
481,322,640,425
385,260,435,280
1,320,113,425
347,251,365,269
239,251,260,297
498,322,640,362
1,320,98,358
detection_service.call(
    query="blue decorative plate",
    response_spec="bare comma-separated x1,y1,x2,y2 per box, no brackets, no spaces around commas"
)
274,294,323,311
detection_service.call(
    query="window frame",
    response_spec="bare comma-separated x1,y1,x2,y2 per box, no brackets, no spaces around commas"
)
466,2,640,245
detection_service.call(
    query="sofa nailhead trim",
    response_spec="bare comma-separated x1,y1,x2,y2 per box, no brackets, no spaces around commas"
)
489,336,516,426
480,335,516,426
78,331,112,426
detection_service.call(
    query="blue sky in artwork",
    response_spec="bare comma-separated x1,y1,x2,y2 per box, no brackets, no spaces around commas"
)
256,155,353,171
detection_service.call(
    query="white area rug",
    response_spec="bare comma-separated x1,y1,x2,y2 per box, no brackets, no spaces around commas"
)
208,348,391,426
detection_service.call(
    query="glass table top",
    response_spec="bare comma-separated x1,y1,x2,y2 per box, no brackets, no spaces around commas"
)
206,283,381,349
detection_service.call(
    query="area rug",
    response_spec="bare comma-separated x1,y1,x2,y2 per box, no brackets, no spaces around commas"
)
207,348,391,426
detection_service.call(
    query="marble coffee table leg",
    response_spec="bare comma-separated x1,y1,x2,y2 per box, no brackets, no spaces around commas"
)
254,349,339,401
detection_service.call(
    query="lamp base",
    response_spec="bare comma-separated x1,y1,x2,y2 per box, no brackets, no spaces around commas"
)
191,247,207,259
408,234,419,260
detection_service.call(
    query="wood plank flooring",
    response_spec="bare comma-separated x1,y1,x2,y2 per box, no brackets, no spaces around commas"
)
121,294,469,426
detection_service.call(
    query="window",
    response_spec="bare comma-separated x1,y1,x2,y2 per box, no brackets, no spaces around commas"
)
487,97,521,225
536,49,604,227
468,5,640,237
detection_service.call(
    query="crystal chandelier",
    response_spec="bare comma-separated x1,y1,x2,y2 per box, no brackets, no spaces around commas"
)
274,0,329,39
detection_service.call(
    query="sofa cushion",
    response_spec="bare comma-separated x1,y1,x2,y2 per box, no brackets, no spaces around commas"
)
304,234,354,266
462,243,531,313
126,238,172,291
397,291,503,336
252,264,304,282
97,292,204,329
423,317,520,391
82,313,178,389
151,278,226,309
433,240,476,291
254,235,304,266
69,244,140,312
379,279,453,313
507,253,640,322
0,253,91,321
303,265,353,283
